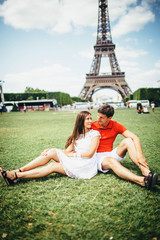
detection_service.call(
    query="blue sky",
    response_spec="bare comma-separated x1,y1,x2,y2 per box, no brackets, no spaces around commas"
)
0,0,160,99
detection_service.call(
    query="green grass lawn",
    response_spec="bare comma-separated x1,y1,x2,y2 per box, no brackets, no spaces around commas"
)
0,108,160,240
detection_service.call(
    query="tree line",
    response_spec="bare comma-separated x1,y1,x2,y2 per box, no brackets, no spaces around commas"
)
125,88,160,106
3,87,85,107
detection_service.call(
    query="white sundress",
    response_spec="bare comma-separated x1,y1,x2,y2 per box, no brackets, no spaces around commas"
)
56,129,100,179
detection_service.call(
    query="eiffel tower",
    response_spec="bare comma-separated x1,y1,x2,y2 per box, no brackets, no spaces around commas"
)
79,0,132,100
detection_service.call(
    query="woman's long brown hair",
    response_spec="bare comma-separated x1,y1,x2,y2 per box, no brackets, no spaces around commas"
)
65,111,91,149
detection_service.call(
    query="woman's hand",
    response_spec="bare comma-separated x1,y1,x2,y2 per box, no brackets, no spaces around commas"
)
41,149,50,156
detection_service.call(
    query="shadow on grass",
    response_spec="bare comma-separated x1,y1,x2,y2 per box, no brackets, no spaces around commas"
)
6,173,67,187
103,160,160,192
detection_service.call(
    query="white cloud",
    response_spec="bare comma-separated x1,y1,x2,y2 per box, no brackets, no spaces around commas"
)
155,59,160,69
124,38,138,45
0,0,155,37
149,39,153,43
4,63,70,91
127,68,160,91
78,48,94,59
116,45,148,60
0,0,97,33
109,44,160,92
3,63,84,96
112,2,155,38
109,0,137,21
120,60,139,69
119,57,160,92
0,0,60,30
79,44,148,63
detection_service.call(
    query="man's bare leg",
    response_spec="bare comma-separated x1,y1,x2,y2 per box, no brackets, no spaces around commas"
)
116,138,150,176
102,157,145,186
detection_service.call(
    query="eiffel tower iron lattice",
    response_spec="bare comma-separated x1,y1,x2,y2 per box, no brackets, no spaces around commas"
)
79,0,132,100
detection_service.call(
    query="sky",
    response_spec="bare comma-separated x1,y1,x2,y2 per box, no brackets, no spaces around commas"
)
0,0,160,99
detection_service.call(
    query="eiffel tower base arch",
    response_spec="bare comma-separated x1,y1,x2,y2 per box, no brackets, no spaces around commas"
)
79,74,131,101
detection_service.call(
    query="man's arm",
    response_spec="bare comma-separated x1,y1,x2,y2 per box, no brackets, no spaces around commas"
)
122,130,149,169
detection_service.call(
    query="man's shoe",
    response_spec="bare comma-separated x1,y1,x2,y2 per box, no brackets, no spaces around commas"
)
156,179,160,185
144,172,158,189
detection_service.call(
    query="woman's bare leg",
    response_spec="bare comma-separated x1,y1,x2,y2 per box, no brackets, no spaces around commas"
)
12,148,60,173
7,162,66,180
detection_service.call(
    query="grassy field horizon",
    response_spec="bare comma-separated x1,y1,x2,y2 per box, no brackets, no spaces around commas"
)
0,108,160,240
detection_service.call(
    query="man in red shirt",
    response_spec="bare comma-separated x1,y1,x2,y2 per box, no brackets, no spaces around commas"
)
92,104,158,189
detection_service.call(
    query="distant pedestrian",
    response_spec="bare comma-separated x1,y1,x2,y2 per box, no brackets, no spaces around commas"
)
143,106,149,114
137,101,143,114
87,101,91,111
151,102,155,113
73,101,76,114
127,101,130,108
23,104,27,113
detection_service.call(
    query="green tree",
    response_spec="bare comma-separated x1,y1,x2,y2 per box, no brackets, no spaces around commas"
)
27,96,34,100
11,103,19,112
133,88,160,106
25,86,47,93
71,97,86,102
4,91,73,106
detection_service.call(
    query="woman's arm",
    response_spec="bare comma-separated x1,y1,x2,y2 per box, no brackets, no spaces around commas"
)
65,142,74,152
41,142,75,157
63,142,75,157
76,136,100,159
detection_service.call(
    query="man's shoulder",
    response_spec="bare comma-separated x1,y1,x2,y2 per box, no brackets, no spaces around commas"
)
111,120,119,125
112,120,127,133
92,121,99,128
92,120,118,129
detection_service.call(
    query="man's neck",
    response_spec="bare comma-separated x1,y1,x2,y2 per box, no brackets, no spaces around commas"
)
99,120,111,129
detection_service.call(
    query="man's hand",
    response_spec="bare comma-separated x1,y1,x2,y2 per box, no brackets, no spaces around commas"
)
123,130,150,170
137,155,149,169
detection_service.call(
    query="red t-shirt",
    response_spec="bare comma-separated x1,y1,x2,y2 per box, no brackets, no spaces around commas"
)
91,120,127,152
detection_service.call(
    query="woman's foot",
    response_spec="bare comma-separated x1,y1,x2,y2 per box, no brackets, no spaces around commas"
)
0,170,19,186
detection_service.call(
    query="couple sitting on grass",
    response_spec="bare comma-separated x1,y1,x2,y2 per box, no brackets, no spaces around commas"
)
0,104,159,190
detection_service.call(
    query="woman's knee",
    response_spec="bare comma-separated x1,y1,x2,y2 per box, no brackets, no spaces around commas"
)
50,148,57,155
47,148,60,163
45,148,57,158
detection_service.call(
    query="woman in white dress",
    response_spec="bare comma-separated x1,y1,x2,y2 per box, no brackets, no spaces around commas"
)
0,111,100,185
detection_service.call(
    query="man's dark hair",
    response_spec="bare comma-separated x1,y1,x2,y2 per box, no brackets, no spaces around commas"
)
98,104,114,118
